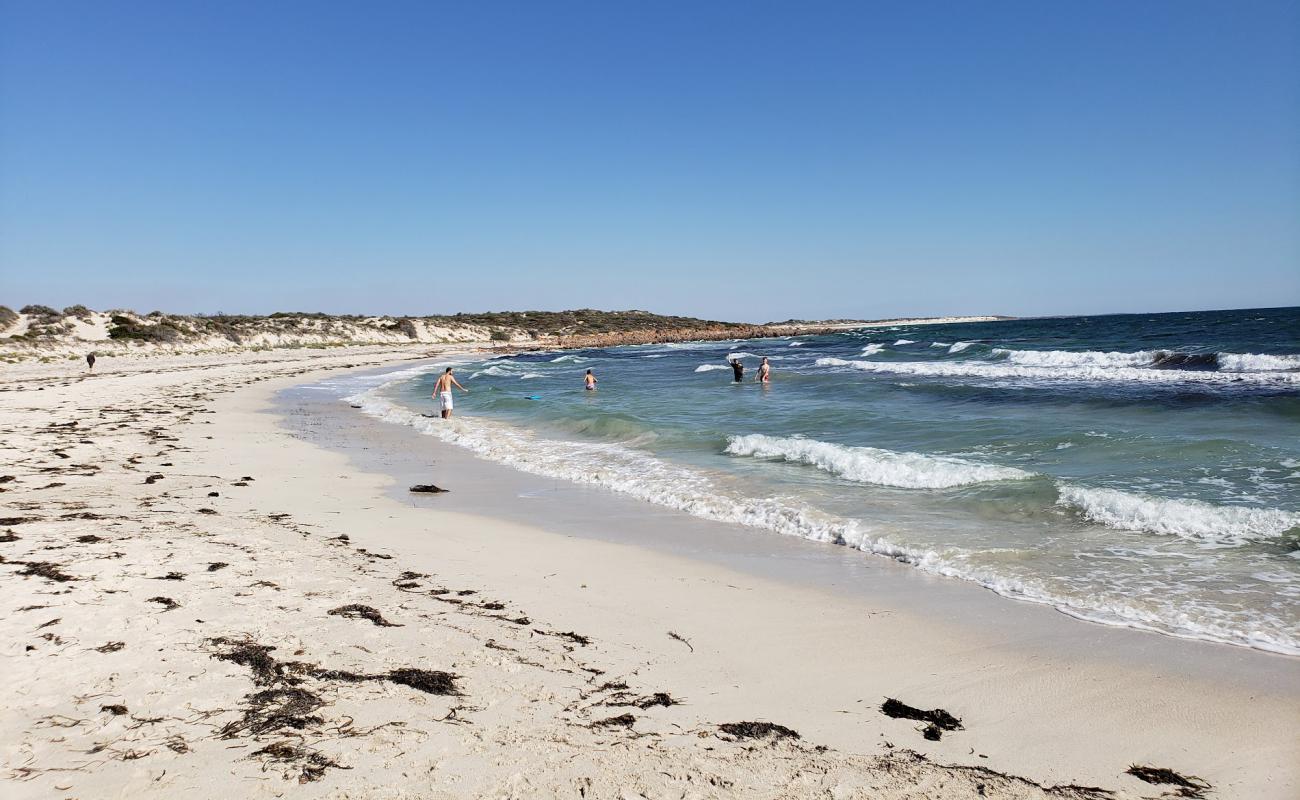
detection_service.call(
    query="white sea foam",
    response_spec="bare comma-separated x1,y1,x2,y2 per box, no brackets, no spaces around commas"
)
813,357,1300,386
725,352,760,360
860,343,885,356
519,372,544,380
930,342,951,348
893,339,916,345
1218,353,1300,372
948,341,974,353
469,365,516,379
993,348,1156,368
788,341,805,347
331,372,1300,655
694,364,732,373
550,354,588,363
1056,485,1300,546
725,434,1035,489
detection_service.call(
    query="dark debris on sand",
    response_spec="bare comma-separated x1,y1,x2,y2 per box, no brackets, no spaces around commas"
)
592,713,637,728
328,603,401,627
1126,765,1211,798
880,697,963,741
409,484,448,493
252,741,349,784
718,721,801,741
207,562,229,571
3,557,78,583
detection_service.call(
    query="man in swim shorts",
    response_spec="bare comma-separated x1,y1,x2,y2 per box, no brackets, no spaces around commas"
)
584,369,597,390
433,367,468,419
756,357,770,383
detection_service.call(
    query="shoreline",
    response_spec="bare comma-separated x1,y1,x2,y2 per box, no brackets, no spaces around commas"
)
275,360,1297,793
2,348,1295,798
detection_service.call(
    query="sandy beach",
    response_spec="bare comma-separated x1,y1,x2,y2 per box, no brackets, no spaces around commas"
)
2,347,1297,799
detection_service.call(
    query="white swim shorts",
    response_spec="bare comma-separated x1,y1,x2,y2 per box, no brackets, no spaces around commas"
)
439,391,453,411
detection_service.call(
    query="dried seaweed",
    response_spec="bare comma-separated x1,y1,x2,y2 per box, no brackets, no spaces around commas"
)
207,562,229,571
718,721,800,740
592,713,636,728
252,741,348,783
95,641,126,653
328,604,401,627
409,484,448,493
880,698,963,740
1126,765,1210,798
147,596,180,611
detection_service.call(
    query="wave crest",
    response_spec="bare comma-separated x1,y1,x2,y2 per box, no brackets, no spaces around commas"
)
1056,485,1300,546
725,434,1034,489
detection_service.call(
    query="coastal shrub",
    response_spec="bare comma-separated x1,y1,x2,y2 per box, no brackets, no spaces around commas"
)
63,305,93,319
489,328,511,342
0,306,18,328
395,318,419,339
20,304,59,317
108,318,183,342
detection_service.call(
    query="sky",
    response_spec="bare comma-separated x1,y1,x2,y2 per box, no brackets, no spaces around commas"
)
1,1,1297,323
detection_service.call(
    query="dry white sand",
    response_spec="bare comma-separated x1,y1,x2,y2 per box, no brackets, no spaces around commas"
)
2,348,1295,799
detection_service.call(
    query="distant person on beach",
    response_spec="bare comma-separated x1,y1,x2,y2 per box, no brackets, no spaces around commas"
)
728,358,745,382
584,369,597,391
756,357,771,383
86,352,96,371
433,367,468,419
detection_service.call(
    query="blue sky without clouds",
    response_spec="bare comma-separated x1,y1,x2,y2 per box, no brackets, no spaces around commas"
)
1,0,1297,322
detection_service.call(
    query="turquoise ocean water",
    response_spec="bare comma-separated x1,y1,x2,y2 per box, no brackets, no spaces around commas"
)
335,307,1300,654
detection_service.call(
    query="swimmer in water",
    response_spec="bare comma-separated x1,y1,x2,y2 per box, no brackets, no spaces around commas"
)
756,357,770,383
728,358,744,382
584,369,597,391
432,367,469,419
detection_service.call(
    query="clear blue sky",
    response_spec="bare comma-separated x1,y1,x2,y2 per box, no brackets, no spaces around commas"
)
2,1,1297,322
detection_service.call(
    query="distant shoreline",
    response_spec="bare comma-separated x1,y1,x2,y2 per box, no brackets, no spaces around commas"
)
0,306,1013,361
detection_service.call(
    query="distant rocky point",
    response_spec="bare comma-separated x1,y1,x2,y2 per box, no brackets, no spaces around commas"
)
0,305,1009,361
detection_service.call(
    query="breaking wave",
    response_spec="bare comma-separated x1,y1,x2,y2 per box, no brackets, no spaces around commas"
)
1056,486,1300,547
725,434,1035,489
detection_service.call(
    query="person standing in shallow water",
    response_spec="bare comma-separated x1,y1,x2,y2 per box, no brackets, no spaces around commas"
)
433,367,468,419
728,358,744,382
756,357,771,383
584,369,597,391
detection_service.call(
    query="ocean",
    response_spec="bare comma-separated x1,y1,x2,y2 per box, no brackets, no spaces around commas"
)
335,307,1300,655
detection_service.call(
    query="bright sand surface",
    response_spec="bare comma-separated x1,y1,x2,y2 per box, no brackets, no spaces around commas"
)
2,348,1296,799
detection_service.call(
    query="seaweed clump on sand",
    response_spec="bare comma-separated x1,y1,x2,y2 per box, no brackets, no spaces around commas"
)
880,697,963,741
1126,765,1211,798
328,604,401,627
718,721,801,741
221,687,325,737
253,741,349,784
3,557,78,583
592,713,637,728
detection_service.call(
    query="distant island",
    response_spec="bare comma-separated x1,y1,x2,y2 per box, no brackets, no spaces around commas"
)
0,304,1010,361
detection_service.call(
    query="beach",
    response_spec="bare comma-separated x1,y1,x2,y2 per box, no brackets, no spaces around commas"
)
1,346,1296,799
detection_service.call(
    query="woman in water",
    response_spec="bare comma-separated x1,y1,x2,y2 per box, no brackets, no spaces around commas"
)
584,369,597,391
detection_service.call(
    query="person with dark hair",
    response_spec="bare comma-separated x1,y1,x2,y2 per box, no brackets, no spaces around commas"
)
756,357,771,383
86,352,96,371
432,367,468,419
728,358,744,382
584,369,597,391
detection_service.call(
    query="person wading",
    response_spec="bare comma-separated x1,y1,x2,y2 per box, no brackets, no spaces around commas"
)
728,358,745,382
433,367,469,419
756,357,771,384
